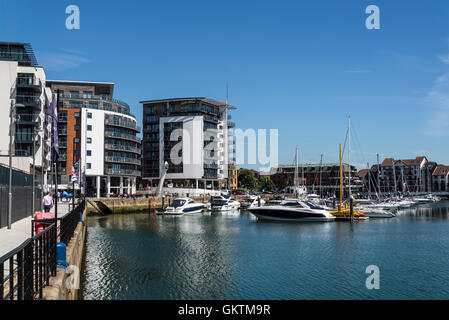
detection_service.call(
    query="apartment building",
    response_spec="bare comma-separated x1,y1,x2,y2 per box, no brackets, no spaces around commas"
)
46,80,141,197
267,163,361,195
0,42,52,179
432,165,449,192
141,97,236,192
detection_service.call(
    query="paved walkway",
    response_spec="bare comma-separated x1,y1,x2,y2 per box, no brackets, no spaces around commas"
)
0,202,72,258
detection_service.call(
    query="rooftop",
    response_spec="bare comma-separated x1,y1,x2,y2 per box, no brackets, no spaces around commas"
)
0,42,38,67
432,165,449,176
140,97,237,110
46,80,115,97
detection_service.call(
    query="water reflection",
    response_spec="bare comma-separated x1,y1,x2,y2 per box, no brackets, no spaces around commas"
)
82,201,449,300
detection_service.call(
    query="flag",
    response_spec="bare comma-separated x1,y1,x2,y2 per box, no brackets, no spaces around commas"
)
71,160,80,183
46,94,59,162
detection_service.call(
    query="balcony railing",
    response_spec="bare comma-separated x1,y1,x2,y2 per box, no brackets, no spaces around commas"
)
104,168,141,176
58,94,132,115
104,156,141,165
104,144,141,154
104,131,141,143
15,114,41,125
16,77,42,88
105,118,141,132
15,95,41,108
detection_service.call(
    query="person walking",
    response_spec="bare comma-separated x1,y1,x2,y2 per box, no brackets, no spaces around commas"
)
42,192,54,213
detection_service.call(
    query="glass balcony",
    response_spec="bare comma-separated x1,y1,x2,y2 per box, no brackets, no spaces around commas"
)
104,168,141,176
16,77,42,90
104,131,141,143
15,114,41,125
105,118,141,132
104,144,141,154
15,95,41,109
105,156,141,165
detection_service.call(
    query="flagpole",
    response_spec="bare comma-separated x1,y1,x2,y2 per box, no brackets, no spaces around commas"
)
54,89,60,223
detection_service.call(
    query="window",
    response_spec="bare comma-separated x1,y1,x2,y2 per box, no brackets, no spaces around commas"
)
87,112,92,119
87,125,92,131
74,125,80,131
87,150,92,156
87,137,92,144
83,91,93,99
70,91,79,98
86,163,92,169
74,150,80,156
74,112,80,118
74,138,80,143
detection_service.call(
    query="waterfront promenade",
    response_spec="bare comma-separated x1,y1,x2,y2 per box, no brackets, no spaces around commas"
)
0,202,71,258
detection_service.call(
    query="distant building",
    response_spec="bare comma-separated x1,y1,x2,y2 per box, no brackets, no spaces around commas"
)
46,80,141,197
227,164,238,190
266,163,361,196
432,165,449,192
359,156,438,194
140,97,236,193
0,42,52,181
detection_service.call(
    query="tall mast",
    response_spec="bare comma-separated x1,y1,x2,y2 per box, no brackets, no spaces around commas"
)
392,159,397,197
377,153,381,200
294,146,299,189
319,154,323,199
348,116,351,199
367,162,371,198
339,144,343,210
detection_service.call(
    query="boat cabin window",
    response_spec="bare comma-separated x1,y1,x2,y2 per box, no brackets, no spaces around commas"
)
171,199,186,207
305,202,325,210
188,200,195,204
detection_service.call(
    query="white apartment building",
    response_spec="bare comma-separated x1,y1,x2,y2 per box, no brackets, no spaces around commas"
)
0,42,52,178
141,98,236,193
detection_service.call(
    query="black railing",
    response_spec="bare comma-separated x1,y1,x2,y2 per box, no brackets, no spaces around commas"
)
0,224,56,300
0,200,85,300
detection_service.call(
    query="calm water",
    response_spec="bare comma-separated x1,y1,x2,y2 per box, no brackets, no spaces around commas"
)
81,201,449,300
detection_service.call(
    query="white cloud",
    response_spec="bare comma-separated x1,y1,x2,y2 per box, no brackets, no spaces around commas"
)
39,51,90,71
426,72,449,137
438,54,449,64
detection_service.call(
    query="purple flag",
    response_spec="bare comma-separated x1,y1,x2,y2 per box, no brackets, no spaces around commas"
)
46,94,59,162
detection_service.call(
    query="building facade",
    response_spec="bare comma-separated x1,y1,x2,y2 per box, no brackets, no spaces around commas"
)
267,163,361,195
0,42,52,181
141,97,236,193
46,80,141,197
432,165,449,192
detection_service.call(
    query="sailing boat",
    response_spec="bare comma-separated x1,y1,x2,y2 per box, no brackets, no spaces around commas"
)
285,146,307,197
330,144,368,221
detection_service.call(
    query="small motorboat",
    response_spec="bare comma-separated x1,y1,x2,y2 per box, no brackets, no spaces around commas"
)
164,198,205,215
210,194,241,211
240,195,266,209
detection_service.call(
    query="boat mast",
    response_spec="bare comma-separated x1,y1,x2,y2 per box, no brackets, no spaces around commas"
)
319,154,323,199
348,116,351,200
294,146,299,197
392,160,397,197
367,162,371,199
339,144,343,211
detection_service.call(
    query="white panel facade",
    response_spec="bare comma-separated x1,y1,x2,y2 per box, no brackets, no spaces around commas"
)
82,108,105,176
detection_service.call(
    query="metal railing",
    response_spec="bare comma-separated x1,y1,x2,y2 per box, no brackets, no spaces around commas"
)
104,156,141,165
16,77,42,88
104,144,141,154
105,118,141,132
15,95,41,108
104,131,141,143
0,224,56,300
105,168,141,176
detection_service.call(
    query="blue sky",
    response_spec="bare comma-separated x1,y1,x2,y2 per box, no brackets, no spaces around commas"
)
1,0,449,170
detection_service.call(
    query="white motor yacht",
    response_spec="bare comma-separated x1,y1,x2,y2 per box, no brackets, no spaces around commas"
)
164,198,205,215
210,194,241,211
248,200,335,222
240,195,266,209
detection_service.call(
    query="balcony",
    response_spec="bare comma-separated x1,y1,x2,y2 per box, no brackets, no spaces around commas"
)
15,114,41,125
105,118,141,132
59,94,133,116
104,131,141,143
104,144,141,154
16,77,42,91
15,95,41,109
105,156,141,165
227,121,235,128
58,130,68,136
104,168,141,176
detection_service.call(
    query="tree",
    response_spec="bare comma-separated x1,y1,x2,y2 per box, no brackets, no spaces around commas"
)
238,169,259,190
258,176,275,192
